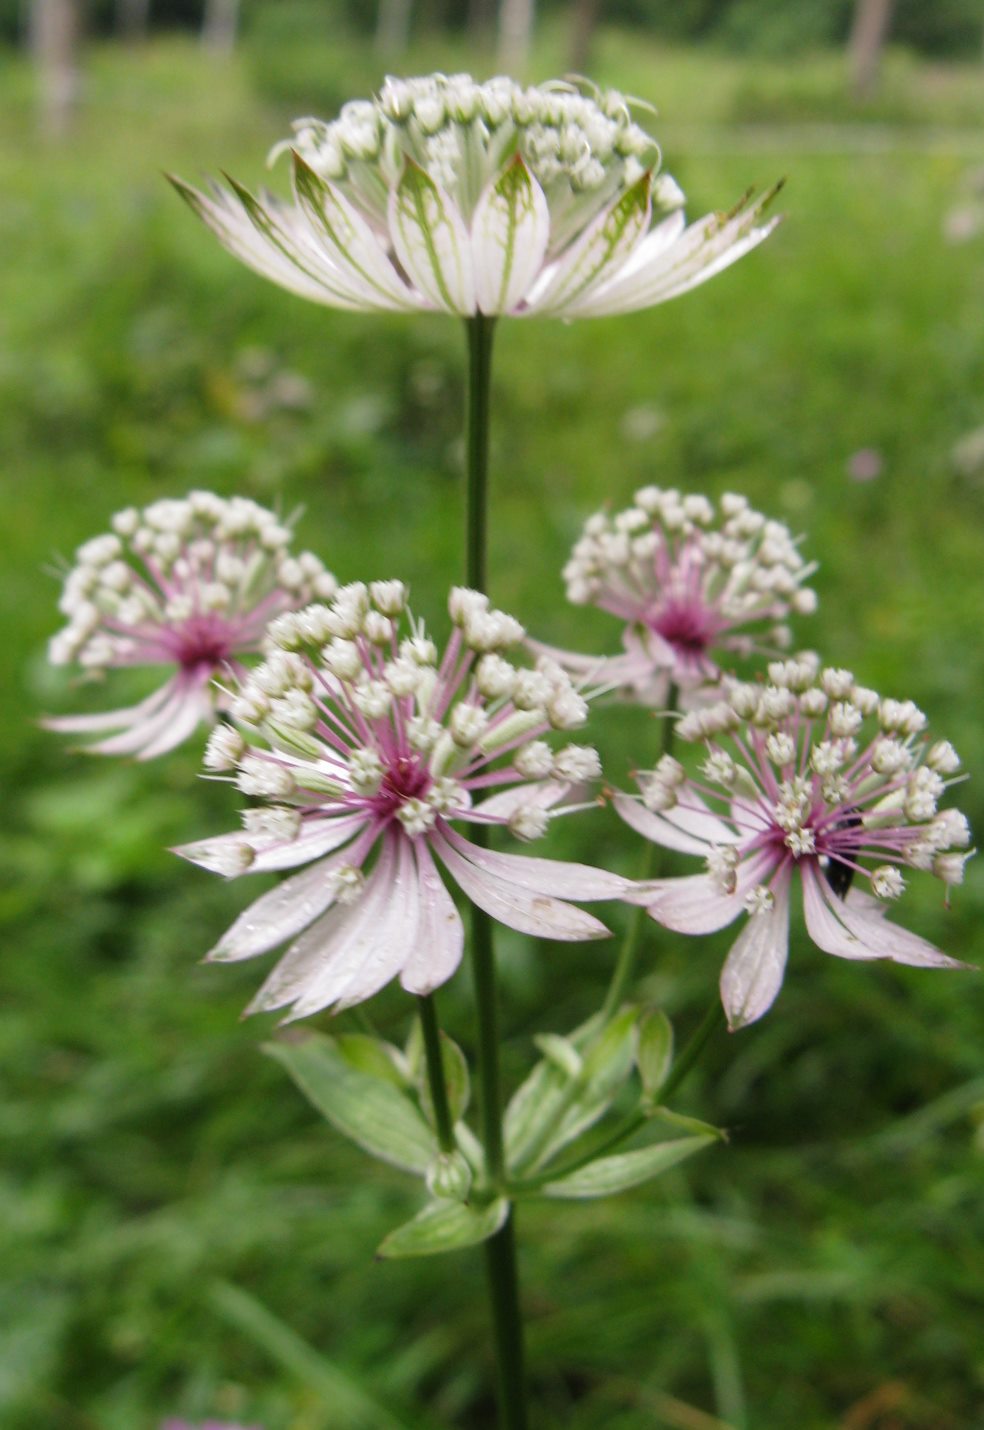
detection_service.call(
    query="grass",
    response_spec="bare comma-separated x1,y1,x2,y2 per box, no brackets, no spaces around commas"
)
2,24,984,1429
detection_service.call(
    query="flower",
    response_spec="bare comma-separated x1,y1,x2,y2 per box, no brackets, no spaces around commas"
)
45,492,337,760
543,488,817,707
619,659,972,1029
171,74,779,320
175,581,628,1018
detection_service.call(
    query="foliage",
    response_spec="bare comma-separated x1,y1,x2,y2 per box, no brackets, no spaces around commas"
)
2,26,984,1430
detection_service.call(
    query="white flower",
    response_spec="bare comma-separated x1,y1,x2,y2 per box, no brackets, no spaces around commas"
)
175,584,627,1019
171,74,779,320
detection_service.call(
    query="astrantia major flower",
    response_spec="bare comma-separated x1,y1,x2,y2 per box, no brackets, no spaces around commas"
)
45,492,337,760
547,488,817,706
619,660,971,1029
171,73,779,320
176,581,628,1019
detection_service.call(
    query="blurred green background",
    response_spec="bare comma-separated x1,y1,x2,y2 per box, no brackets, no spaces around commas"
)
3,2,984,1426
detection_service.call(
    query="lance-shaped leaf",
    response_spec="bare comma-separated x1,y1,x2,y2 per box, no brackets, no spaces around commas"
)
505,1007,639,1174
265,1033,436,1174
389,161,476,315
377,1196,509,1259
540,1134,715,1199
472,156,550,315
637,1008,674,1098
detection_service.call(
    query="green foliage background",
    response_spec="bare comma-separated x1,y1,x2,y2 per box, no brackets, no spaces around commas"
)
2,18,984,1429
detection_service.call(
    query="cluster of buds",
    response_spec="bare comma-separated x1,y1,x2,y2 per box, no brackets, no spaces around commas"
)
622,658,971,1028
552,487,817,706
45,493,336,759
178,582,627,1019
284,74,673,237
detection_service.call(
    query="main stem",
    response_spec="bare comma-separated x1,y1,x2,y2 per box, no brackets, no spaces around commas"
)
464,315,528,1430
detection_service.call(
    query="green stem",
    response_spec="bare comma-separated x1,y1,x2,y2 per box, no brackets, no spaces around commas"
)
463,314,527,1430
417,993,456,1155
601,685,679,1020
466,315,496,593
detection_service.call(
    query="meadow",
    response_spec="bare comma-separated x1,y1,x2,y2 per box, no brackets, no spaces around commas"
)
2,19,984,1428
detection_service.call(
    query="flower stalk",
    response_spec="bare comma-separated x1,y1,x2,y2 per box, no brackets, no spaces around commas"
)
464,312,528,1430
418,993,456,1155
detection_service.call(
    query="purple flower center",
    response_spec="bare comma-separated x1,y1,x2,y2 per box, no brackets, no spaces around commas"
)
171,615,237,673
651,599,722,658
371,754,431,817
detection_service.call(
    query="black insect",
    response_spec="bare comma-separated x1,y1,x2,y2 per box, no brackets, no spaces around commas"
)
825,808,862,900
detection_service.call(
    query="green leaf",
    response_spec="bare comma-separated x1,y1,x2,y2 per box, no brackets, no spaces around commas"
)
505,1008,639,1174
540,1135,715,1199
376,1197,509,1259
265,1034,436,1175
637,1008,674,1096
334,1032,408,1087
418,1030,471,1130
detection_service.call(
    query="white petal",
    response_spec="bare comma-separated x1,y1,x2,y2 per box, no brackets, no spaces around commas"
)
440,825,628,900
802,863,965,969
291,154,423,311
614,791,738,857
433,832,611,942
250,813,371,873
42,679,177,734
720,877,790,1029
399,840,465,995
572,190,780,318
471,780,570,822
172,175,393,312
388,161,476,315
72,678,208,759
523,173,651,316
471,157,550,315
203,834,374,963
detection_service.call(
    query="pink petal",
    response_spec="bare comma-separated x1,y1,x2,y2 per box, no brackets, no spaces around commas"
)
470,780,574,822
250,813,371,873
636,871,745,934
42,679,177,733
719,874,790,1029
433,832,611,942
439,825,628,901
400,840,465,996
83,678,209,759
802,863,966,969
614,791,738,857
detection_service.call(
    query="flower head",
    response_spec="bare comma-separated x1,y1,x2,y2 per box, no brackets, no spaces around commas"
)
547,487,817,706
45,492,336,760
171,74,779,319
176,582,627,1019
619,662,972,1028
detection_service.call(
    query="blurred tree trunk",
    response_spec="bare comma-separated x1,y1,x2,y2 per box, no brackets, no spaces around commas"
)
375,0,412,58
848,0,895,99
569,0,600,74
202,0,239,56
31,0,82,138
468,0,494,48
498,0,535,75
116,0,149,42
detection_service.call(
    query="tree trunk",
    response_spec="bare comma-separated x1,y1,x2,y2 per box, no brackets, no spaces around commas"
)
498,0,535,75
202,0,239,57
468,0,494,48
848,0,895,99
374,0,412,58
32,0,82,139
569,0,600,74
116,0,150,42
